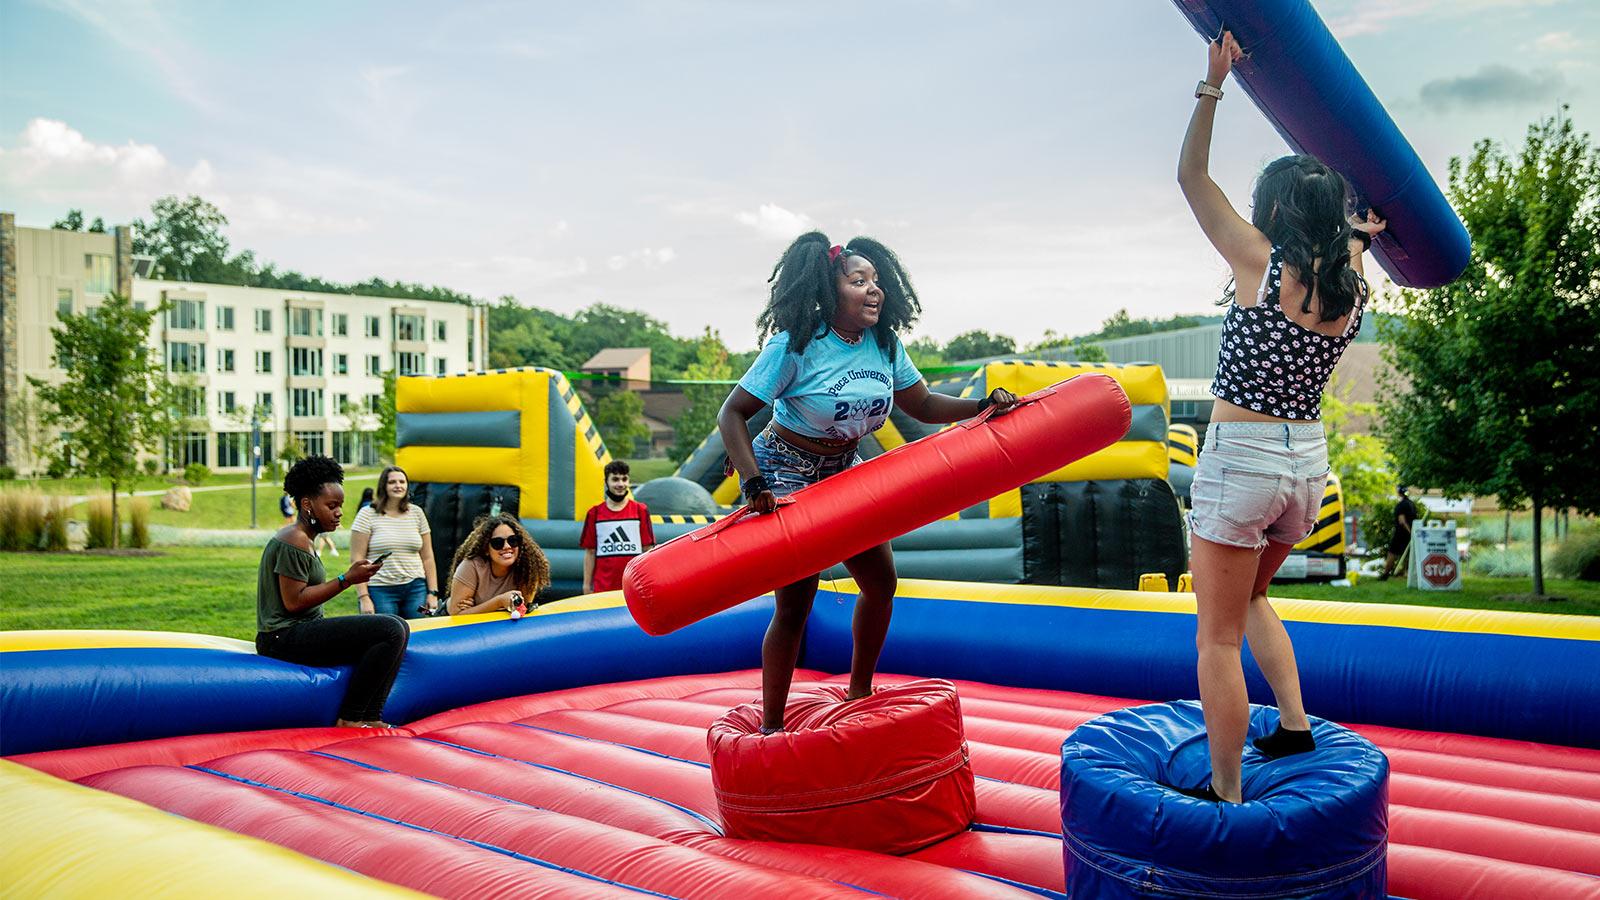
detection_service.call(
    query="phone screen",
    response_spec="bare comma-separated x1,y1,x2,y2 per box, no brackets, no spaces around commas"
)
371,551,393,564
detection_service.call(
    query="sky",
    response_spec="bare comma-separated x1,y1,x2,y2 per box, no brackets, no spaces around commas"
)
2,0,1594,351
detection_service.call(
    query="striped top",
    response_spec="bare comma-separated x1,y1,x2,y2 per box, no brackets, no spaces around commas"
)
351,505,431,586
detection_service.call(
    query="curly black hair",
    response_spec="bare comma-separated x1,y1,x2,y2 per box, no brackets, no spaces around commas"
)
284,455,345,502
756,231,922,358
1223,155,1366,321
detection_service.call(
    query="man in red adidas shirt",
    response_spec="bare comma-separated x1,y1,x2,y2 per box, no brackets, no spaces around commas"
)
581,460,655,593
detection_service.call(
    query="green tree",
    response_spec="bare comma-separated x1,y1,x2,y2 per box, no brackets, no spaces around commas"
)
1321,375,1396,520
375,370,398,463
905,336,946,369
1379,111,1600,594
943,330,1016,362
30,294,173,547
132,194,258,283
52,209,85,231
487,296,575,369
669,329,734,463
593,390,651,457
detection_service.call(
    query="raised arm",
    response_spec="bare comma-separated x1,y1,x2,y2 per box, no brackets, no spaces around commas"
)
1177,30,1270,277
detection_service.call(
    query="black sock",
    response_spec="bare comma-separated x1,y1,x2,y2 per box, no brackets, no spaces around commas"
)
1174,783,1224,802
1253,724,1316,759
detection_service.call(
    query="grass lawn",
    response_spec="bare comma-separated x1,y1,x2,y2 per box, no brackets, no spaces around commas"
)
0,546,367,641
1279,574,1600,616
3,548,1594,644
625,458,679,482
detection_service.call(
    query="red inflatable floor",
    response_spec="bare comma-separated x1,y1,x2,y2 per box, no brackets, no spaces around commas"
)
24,670,1600,900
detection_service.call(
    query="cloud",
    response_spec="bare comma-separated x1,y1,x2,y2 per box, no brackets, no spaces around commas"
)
41,0,224,115
1418,65,1570,111
736,203,816,239
606,247,677,271
0,118,371,236
1327,0,1561,39
1529,31,1582,53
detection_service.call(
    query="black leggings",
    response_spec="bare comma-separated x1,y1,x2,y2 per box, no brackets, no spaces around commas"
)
257,615,409,722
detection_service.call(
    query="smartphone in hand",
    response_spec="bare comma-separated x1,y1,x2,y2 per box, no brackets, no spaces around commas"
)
370,550,393,565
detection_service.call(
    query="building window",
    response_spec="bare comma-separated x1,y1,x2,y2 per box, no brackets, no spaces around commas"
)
255,350,273,374
175,385,205,418
217,390,237,414
57,288,73,319
332,431,354,464
85,254,113,295
364,315,380,338
395,314,424,342
217,432,247,468
359,432,378,466
258,431,275,465
294,431,326,457
366,354,382,376
334,353,349,375
434,320,447,341
167,298,205,330
217,348,236,373
396,351,425,375
291,388,323,418
291,347,324,377
331,313,349,337
255,308,273,333
217,305,235,330
167,342,205,373
290,307,324,337
256,391,275,415
365,393,382,414
435,357,447,375
467,329,475,366
177,433,208,467
332,392,349,414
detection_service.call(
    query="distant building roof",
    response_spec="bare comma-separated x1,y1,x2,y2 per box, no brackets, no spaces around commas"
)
582,347,651,370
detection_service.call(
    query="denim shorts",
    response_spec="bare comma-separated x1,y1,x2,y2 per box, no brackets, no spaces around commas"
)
1189,422,1330,550
752,429,860,498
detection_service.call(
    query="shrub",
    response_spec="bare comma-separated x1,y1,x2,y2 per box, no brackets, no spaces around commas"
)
183,462,211,486
0,489,47,551
86,495,115,549
46,457,69,479
128,496,151,549
43,494,70,551
0,464,16,481
143,458,161,476
1550,528,1600,581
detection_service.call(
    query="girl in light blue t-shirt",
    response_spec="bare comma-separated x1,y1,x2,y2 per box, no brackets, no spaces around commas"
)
719,231,1017,733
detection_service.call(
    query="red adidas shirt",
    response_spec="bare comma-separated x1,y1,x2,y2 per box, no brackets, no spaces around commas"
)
580,499,654,592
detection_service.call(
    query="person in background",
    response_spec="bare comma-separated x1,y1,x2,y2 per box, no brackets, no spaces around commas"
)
357,486,376,513
351,466,441,619
1379,485,1419,580
448,514,552,615
255,455,405,728
279,491,295,525
581,460,654,593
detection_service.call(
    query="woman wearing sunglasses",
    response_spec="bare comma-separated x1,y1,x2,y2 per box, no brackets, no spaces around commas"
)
446,513,552,616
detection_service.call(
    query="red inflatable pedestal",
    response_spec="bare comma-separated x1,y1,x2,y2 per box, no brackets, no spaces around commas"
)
708,679,977,855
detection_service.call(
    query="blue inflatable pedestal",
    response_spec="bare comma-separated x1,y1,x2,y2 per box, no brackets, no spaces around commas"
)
1061,701,1389,899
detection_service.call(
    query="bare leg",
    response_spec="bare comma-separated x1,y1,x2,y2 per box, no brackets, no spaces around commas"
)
1245,541,1310,730
841,542,896,701
1192,535,1262,803
761,575,820,731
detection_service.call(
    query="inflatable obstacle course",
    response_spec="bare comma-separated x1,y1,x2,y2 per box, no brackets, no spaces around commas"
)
5,582,1599,898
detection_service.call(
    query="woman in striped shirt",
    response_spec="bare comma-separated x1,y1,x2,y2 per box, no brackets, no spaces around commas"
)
351,466,441,618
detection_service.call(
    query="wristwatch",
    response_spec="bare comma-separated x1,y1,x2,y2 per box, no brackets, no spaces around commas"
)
1195,81,1224,101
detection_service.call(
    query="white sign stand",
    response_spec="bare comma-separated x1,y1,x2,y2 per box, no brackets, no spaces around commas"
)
1407,519,1462,591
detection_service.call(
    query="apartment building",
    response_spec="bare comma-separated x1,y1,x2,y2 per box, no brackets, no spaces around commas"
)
1,214,489,473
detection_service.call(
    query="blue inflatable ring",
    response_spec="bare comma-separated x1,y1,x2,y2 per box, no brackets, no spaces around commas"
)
1060,701,1389,899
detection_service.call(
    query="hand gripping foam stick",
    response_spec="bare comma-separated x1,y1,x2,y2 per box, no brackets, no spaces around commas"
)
623,373,1131,635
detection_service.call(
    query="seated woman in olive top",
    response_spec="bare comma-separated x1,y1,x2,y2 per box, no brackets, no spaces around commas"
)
448,514,551,616
256,455,408,728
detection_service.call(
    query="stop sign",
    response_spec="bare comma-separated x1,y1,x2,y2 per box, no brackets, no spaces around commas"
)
1421,553,1457,588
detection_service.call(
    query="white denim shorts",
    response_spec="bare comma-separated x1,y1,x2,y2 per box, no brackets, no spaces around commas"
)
1188,422,1330,550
